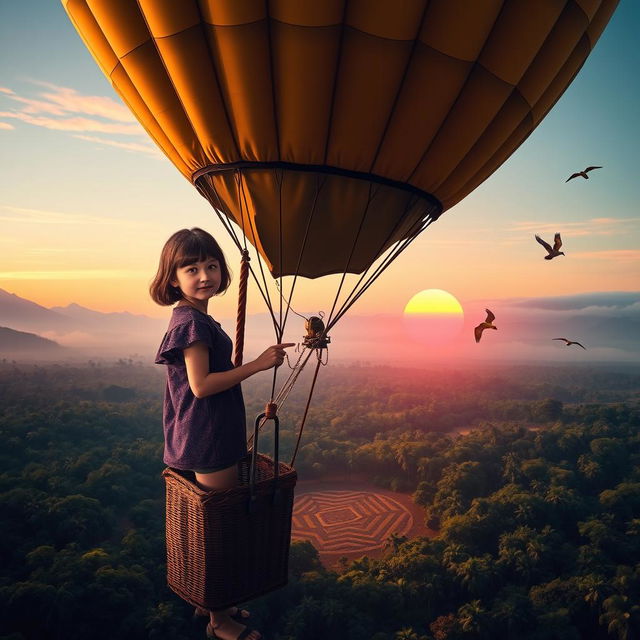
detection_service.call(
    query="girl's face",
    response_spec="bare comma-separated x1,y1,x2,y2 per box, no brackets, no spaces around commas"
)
171,256,221,310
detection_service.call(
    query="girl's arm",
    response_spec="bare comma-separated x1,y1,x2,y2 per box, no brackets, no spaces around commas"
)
184,341,294,398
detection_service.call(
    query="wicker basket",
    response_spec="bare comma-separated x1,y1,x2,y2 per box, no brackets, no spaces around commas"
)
163,448,297,610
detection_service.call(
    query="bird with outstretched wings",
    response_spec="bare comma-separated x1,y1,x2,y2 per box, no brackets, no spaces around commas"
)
535,233,564,260
566,166,602,182
475,309,497,343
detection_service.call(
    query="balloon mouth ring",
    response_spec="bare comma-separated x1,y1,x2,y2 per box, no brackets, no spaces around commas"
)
193,160,443,216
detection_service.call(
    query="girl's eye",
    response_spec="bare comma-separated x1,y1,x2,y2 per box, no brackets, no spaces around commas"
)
208,263,218,270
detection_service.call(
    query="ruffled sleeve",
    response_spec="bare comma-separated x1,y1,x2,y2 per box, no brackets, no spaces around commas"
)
155,317,215,365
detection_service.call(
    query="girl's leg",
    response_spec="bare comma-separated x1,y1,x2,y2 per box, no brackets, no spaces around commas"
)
195,606,249,621
194,464,261,638
194,464,239,491
207,612,261,640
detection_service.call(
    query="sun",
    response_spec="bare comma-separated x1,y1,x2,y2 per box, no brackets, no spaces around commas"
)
403,289,464,346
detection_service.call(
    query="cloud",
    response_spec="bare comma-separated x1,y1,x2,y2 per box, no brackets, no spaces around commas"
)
0,204,143,226
73,134,160,156
0,269,150,280
3,82,135,121
0,81,153,150
507,291,640,311
33,83,135,122
511,217,640,238
25,247,92,254
0,110,142,135
572,250,640,263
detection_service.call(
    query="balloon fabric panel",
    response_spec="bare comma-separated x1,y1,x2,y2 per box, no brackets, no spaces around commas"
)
147,25,239,163
271,21,339,165
325,29,415,172
478,1,566,86
205,21,278,163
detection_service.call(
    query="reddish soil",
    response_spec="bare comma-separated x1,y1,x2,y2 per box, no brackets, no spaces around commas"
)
292,474,435,568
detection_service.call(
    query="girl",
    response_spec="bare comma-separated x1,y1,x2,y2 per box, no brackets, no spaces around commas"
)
150,228,293,640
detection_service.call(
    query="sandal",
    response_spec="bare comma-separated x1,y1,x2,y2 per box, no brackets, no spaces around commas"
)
206,621,260,640
195,606,250,621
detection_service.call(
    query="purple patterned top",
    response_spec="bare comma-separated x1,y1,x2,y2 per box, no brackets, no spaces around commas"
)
155,305,247,470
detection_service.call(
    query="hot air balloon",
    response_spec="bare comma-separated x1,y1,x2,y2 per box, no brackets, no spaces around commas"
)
62,0,618,612
62,0,618,344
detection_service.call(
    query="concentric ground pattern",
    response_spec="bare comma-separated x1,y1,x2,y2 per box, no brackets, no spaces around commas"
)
292,491,414,553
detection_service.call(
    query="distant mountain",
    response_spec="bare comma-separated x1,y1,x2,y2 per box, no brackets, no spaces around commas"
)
0,288,637,363
0,289,167,352
0,288,72,332
49,302,166,333
0,326,66,358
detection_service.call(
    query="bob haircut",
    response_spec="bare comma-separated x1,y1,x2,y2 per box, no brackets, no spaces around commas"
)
149,228,231,306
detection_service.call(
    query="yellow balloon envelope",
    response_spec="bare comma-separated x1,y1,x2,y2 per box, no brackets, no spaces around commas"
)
63,0,618,281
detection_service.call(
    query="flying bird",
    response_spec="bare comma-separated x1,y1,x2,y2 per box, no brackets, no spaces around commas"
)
553,338,586,350
566,166,602,182
475,309,497,343
535,233,565,260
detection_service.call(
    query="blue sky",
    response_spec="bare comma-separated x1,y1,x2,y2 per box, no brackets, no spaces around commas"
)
0,1,638,322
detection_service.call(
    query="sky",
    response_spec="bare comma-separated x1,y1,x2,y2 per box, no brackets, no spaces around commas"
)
1,1,639,331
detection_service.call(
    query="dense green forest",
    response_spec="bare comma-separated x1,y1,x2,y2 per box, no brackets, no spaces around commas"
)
1,360,639,639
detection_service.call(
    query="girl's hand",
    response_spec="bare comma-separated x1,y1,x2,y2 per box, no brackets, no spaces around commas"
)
253,343,295,372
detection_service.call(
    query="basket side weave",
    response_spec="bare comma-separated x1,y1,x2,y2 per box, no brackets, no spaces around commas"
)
164,454,297,609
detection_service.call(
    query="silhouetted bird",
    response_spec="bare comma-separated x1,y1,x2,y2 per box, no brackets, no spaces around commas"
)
566,166,602,182
535,233,565,260
553,338,586,350
475,309,497,343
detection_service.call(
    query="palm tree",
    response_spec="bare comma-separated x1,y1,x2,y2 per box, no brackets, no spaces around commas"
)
599,595,640,640
514,501,534,524
385,532,408,553
502,452,522,484
492,587,534,637
443,543,469,568
458,600,488,637
394,443,415,482
578,574,609,609
454,556,496,597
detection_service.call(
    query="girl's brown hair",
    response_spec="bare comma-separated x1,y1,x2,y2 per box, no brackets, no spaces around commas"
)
149,228,231,305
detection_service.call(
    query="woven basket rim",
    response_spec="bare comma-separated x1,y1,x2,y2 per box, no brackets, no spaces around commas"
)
162,453,296,501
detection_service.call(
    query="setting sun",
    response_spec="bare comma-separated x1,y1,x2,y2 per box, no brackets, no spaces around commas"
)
403,289,464,347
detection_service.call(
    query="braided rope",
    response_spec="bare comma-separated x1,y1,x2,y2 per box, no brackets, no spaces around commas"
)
234,249,250,367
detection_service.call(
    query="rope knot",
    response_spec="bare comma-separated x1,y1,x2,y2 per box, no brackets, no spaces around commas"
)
264,402,278,419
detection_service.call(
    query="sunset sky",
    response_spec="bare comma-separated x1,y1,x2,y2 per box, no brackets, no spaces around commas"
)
1,1,638,326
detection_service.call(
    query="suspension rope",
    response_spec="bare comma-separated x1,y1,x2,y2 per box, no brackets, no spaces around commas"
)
278,169,284,337
197,168,441,463
328,215,434,332
237,171,277,326
327,215,434,333
281,173,326,335
324,193,421,332
198,176,278,322
196,179,243,251
325,181,380,329
236,171,283,401
247,346,316,450
289,354,324,466
233,249,251,367
233,169,249,253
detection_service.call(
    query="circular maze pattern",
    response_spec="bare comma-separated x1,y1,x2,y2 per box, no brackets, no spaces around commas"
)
292,491,414,554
